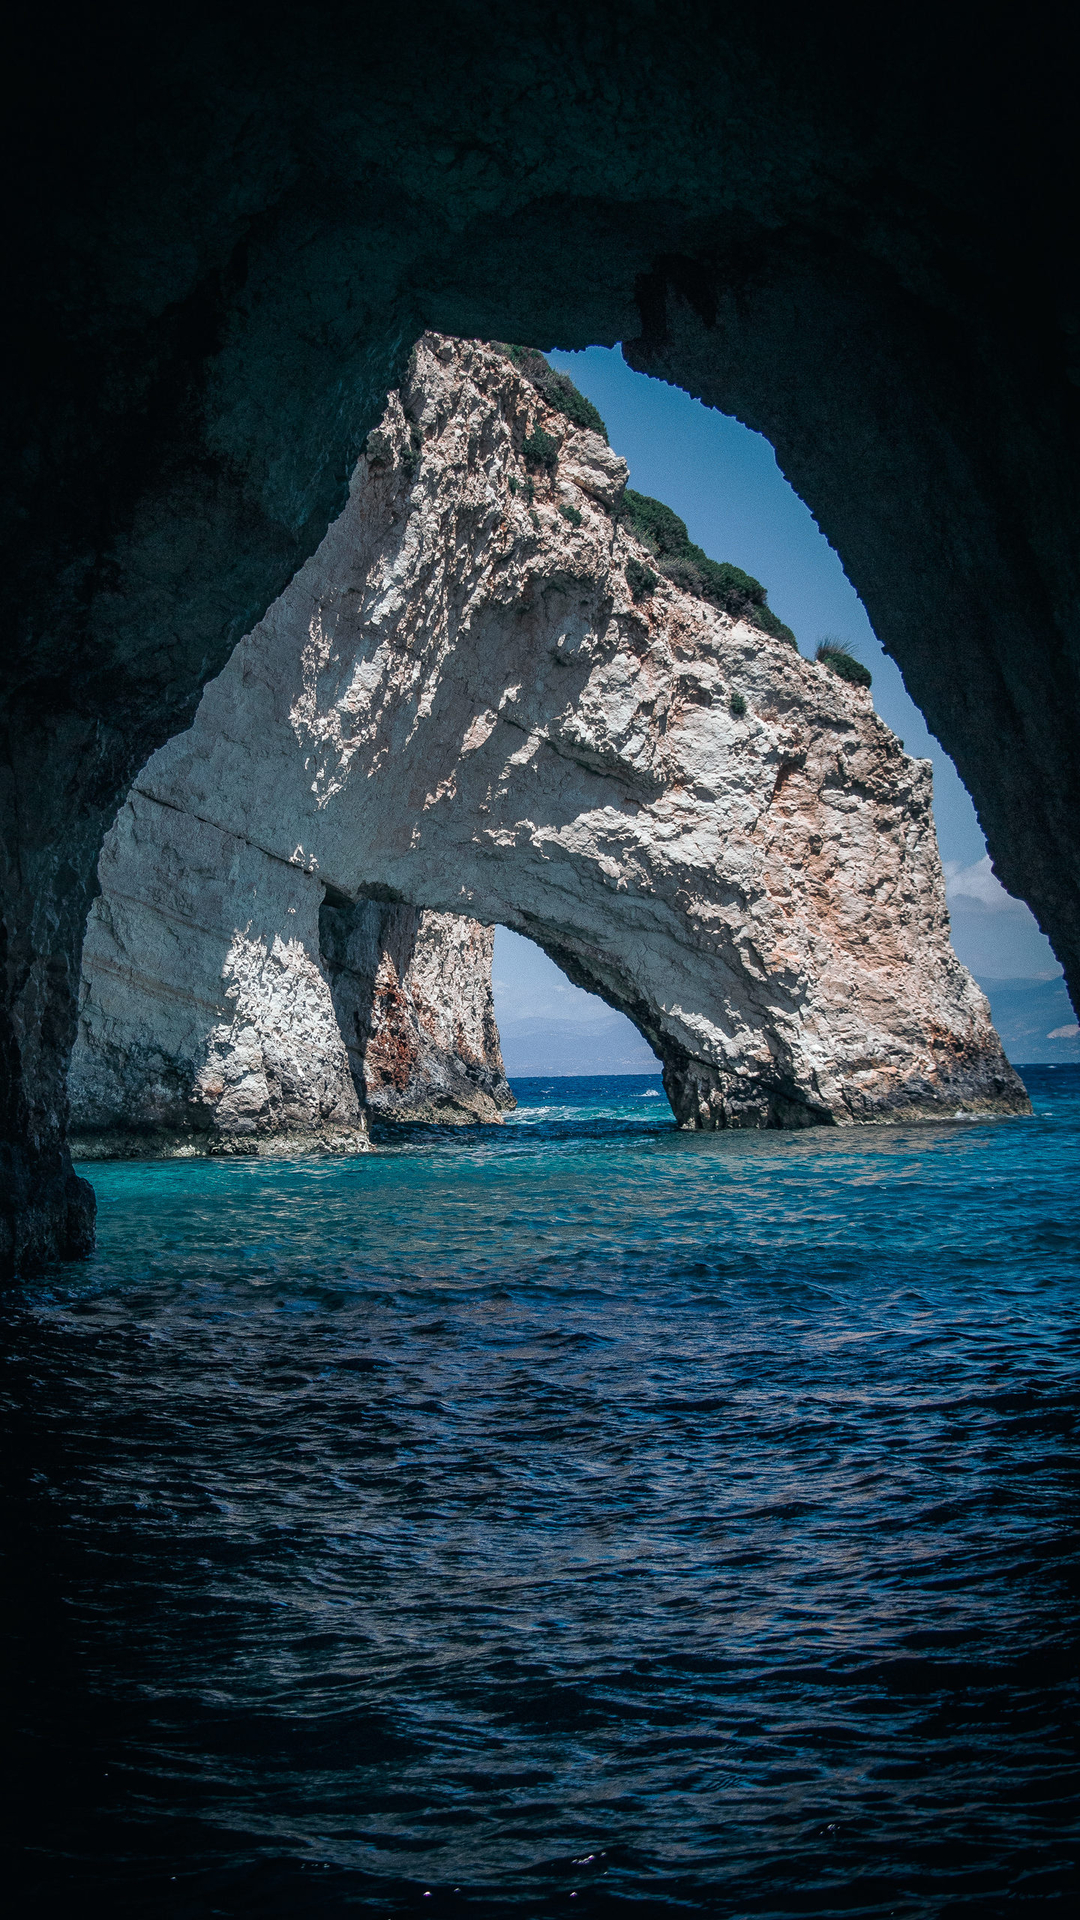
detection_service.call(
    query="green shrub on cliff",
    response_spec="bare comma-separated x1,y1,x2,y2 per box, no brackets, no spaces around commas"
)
615,489,688,558
625,557,657,601
816,638,872,687
541,368,607,437
614,489,796,645
501,344,609,440
521,425,560,472
495,346,794,647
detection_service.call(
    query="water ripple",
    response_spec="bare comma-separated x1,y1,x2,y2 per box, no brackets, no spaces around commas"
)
3,1070,1079,1916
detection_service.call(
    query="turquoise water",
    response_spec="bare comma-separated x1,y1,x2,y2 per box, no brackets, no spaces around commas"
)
4,1071,1079,1916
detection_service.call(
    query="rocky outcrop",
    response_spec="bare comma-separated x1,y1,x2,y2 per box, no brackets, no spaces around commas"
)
69,792,512,1155
320,899,513,1126
5,11,1075,1266
68,795,364,1158
75,336,1025,1137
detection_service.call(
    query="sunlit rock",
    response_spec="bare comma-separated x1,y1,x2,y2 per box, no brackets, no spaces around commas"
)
69,807,512,1155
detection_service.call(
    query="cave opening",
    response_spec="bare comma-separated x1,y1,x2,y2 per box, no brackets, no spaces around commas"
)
6,22,1080,1911
2,4,1077,1292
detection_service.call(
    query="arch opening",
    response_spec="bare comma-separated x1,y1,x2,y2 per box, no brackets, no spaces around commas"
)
491,926,661,1082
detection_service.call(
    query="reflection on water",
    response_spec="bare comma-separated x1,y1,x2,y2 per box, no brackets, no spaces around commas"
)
3,1071,1079,1916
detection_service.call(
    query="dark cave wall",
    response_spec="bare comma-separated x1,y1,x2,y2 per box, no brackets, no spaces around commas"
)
2,1,1077,1269
622,249,1080,1014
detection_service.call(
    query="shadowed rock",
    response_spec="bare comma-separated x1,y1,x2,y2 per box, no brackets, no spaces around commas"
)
320,899,514,1128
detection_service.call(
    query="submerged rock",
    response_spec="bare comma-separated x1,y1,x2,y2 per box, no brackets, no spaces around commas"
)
71,336,1028,1139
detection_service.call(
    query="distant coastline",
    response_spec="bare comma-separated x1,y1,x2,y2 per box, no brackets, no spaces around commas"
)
497,980,1079,1078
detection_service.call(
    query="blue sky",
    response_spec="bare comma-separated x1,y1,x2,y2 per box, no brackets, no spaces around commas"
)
493,346,1065,1068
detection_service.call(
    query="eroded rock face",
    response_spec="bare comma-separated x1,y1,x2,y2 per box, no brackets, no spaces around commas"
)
69,790,512,1154
68,795,365,1158
80,336,1025,1134
320,900,513,1126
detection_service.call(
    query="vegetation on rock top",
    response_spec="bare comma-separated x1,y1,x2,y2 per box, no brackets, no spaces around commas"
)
816,639,872,687
521,424,560,472
499,343,609,440
494,345,794,647
625,556,658,602
615,490,796,645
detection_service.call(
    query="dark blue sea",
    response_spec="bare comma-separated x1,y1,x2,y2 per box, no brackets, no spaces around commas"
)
4,1070,1079,1918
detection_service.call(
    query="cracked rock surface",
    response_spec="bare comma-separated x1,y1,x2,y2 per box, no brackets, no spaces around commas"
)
70,807,512,1155
321,900,513,1129
72,337,1027,1135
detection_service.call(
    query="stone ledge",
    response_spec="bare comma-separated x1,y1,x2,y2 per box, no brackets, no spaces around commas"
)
69,1127,371,1162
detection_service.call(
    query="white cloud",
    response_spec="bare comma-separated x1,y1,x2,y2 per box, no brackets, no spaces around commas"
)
944,855,1026,916
943,857,1061,978
1048,1024,1080,1040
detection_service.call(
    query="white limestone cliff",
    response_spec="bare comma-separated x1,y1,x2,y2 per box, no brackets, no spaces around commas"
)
70,334,1027,1143
70,808,512,1154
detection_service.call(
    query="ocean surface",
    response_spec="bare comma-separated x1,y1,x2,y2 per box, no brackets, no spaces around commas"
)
4,1070,1079,1918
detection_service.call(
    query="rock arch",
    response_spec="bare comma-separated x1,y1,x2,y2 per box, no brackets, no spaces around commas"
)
3,7,1073,1266
71,338,1025,1156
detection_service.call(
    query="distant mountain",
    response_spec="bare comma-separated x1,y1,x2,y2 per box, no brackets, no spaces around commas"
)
498,1014,659,1077
498,981,1080,1078
977,976,1079,1065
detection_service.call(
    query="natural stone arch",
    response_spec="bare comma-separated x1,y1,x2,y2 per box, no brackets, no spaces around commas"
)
3,7,1074,1266
72,338,1025,1155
